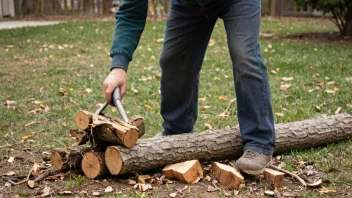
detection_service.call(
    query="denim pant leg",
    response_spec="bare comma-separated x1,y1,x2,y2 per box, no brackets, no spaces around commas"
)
159,0,218,135
221,0,275,155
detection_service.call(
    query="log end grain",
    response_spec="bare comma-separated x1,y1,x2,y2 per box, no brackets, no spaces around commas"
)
211,162,244,188
105,146,123,175
51,150,67,170
82,152,108,179
75,111,90,130
123,130,139,148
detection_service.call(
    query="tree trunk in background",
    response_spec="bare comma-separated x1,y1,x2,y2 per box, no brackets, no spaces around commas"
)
105,114,352,175
343,9,352,36
102,0,110,14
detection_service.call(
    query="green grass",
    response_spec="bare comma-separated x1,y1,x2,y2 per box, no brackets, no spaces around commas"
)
0,18,351,197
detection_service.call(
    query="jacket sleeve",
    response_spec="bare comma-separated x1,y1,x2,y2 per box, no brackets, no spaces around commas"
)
110,0,148,71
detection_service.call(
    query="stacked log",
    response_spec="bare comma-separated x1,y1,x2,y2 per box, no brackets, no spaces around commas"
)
51,113,352,180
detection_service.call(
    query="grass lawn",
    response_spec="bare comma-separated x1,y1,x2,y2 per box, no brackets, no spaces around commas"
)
0,17,351,197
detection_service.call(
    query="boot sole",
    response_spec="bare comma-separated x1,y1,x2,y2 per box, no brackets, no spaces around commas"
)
237,160,272,175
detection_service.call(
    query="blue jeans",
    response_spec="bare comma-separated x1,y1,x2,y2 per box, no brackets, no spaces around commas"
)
159,0,275,155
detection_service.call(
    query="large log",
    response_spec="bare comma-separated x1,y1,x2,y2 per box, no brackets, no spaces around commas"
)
105,114,352,175
74,110,140,148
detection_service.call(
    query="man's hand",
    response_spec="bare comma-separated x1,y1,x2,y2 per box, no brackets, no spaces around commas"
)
102,68,127,105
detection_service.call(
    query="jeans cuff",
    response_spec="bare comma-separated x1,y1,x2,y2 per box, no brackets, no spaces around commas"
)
244,144,274,155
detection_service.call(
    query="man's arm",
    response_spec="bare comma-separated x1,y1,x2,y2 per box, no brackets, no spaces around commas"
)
103,0,148,104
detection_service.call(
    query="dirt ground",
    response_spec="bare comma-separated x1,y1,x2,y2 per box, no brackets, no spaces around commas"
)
0,148,310,198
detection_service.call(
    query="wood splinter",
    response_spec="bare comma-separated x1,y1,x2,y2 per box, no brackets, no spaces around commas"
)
211,162,244,188
162,160,203,184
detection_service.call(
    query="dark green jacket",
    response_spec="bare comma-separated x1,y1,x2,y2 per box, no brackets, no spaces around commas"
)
110,0,215,71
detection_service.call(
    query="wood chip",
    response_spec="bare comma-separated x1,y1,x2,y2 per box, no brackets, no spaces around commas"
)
169,192,177,197
207,186,218,192
104,186,113,193
128,180,137,185
264,190,275,196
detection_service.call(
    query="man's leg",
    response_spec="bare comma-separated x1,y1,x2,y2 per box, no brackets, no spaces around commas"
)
221,0,275,174
159,0,218,135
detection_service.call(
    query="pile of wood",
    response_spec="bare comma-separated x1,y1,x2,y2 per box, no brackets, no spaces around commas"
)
51,113,352,184
51,110,145,179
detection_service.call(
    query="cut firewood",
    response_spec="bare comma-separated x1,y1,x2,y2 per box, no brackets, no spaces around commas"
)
162,160,203,183
81,152,108,179
51,147,90,171
128,116,145,137
74,110,139,148
269,164,307,187
263,168,285,188
211,162,244,188
104,114,352,176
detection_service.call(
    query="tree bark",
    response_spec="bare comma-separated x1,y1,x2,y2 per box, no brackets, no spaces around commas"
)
105,114,352,175
74,110,140,148
51,147,90,171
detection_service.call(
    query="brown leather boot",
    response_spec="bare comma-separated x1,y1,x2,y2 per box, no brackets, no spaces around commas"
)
234,150,272,175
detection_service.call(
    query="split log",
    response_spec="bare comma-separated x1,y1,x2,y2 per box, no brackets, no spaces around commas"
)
263,168,285,188
51,147,90,171
104,114,352,175
162,160,203,183
74,110,140,148
211,162,244,188
81,152,108,179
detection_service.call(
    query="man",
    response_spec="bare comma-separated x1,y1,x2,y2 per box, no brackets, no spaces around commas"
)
102,0,275,175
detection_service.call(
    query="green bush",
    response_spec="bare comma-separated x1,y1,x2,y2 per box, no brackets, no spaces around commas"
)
295,0,352,36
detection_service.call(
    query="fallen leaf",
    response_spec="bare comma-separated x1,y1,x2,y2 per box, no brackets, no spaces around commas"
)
326,81,335,85
4,171,15,176
28,108,42,115
144,104,152,110
335,107,342,114
85,88,92,93
4,100,16,107
207,186,218,192
198,97,207,102
92,191,100,196
205,123,213,130
104,186,113,193
218,95,227,101
208,39,216,46
281,77,294,81
5,182,11,187
156,38,164,43
333,87,339,93
7,156,14,163
59,88,67,96
325,90,335,94
346,76,352,81
128,180,137,185
40,185,51,197
307,179,323,187
275,112,284,117
22,134,32,140
24,121,40,127
58,191,72,195
32,100,43,105
169,192,177,197
280,84,291,91
319,187,336,194
282,192,299,197
265,190,275,196
234,190,240,195
154,73,161,79
62,122,67,127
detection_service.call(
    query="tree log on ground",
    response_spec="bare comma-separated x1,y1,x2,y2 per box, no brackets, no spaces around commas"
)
51,147,90,171
105,114,352,175
74,110,141,148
